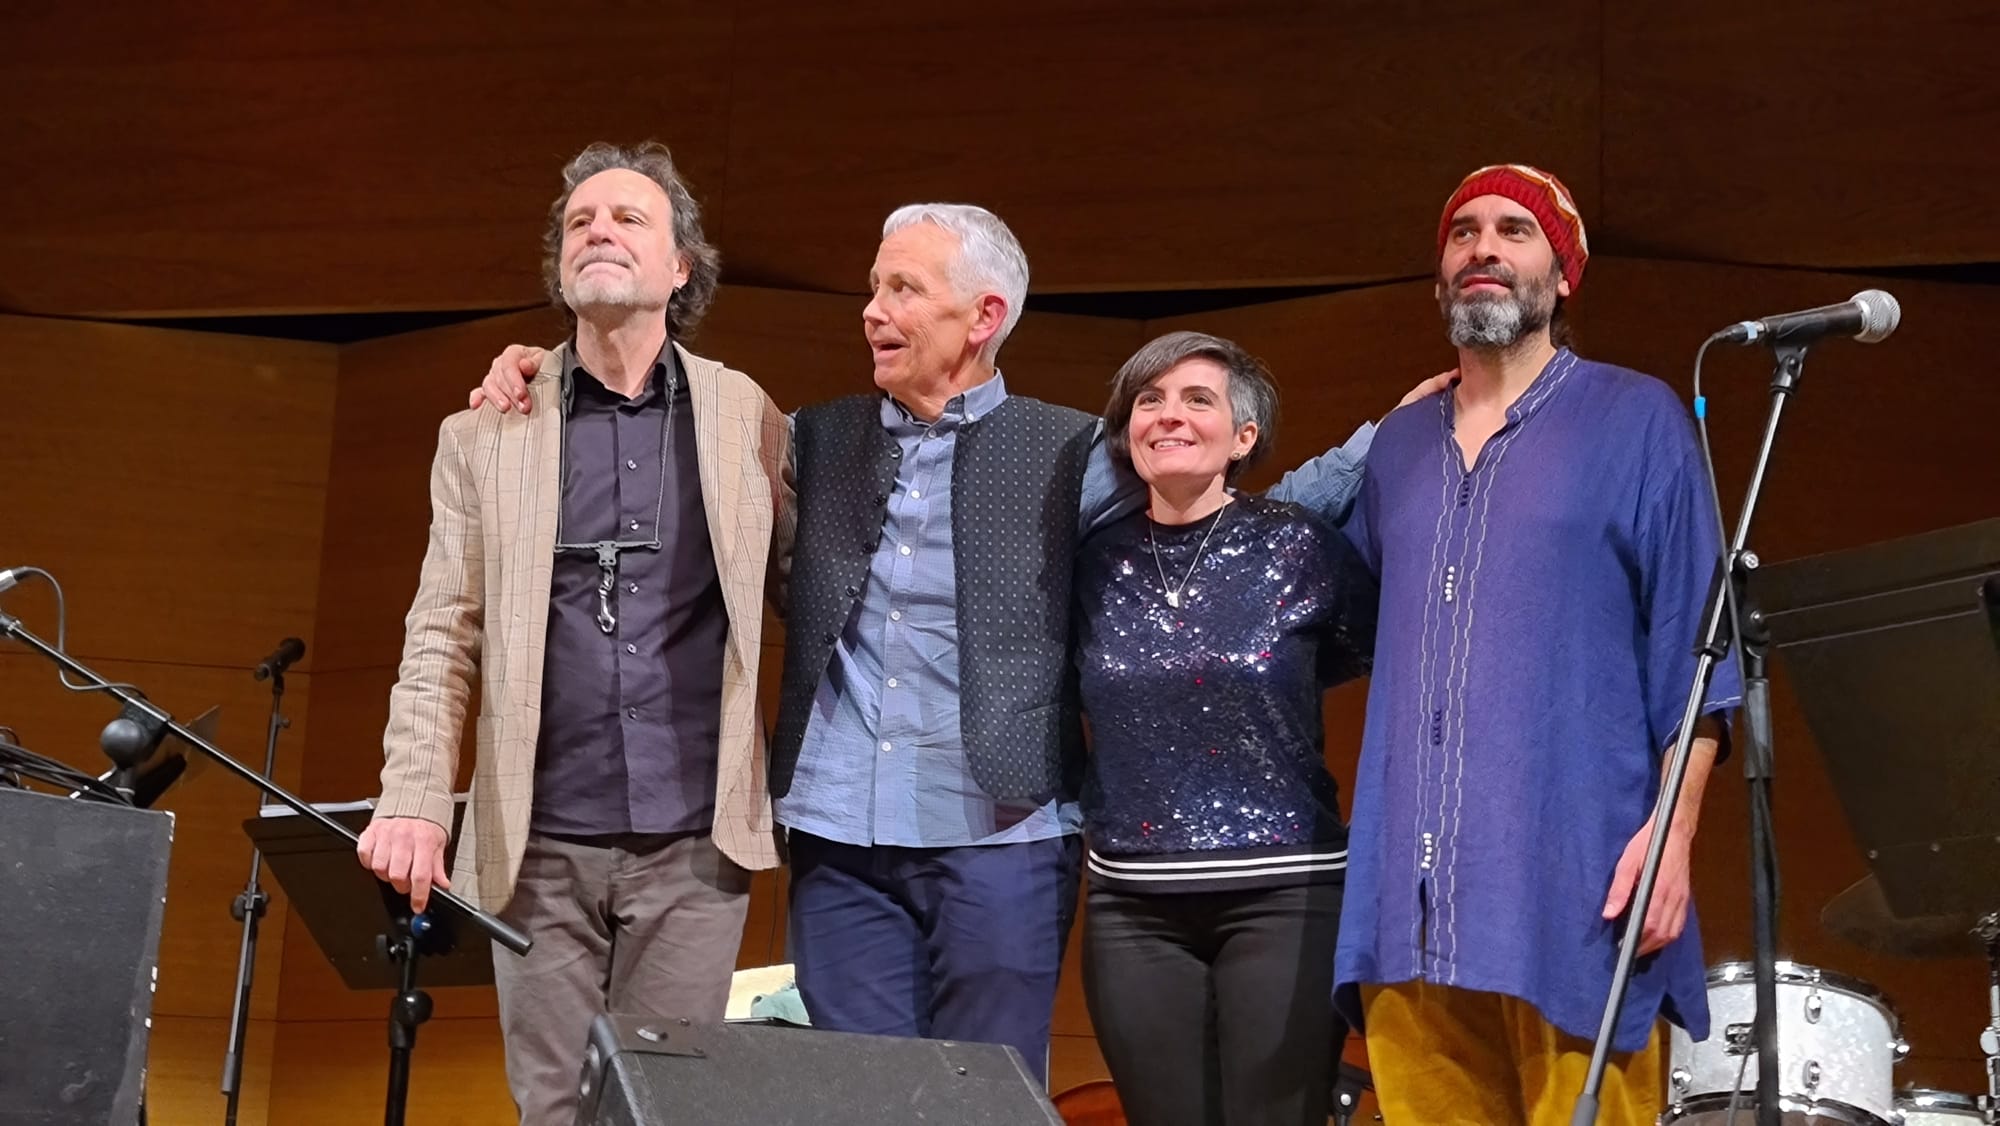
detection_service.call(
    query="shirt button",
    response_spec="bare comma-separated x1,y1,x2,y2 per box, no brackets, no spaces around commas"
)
909,489,921,499
628,519,640,532
898,545,912,556
627,708,638,720
626,643,637,654
880,741,893,753
627,582,638,594
886,677,899,688
626,458,638,470
889,610,903,621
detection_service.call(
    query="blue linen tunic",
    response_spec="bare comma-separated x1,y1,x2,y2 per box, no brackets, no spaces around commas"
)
1336,349,1742,1052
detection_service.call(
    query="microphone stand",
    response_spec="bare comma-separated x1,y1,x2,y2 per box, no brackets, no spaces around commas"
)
219,655,293,1124
1570,343,1805,1126
0,609,532,1126
1737,569,1782,1126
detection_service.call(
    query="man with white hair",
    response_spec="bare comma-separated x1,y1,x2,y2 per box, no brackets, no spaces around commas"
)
474,202,1426,1081
769,204,1100,1082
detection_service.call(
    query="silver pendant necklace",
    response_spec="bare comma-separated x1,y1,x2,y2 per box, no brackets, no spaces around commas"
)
1149,502,1228,610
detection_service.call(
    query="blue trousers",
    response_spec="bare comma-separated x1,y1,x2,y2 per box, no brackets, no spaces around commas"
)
787,831,1081,1085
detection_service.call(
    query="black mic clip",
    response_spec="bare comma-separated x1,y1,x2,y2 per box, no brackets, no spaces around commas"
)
253,637,307,682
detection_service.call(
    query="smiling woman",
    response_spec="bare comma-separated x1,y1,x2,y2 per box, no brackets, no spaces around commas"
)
1102,331,1278,525
1074,329,1377,1126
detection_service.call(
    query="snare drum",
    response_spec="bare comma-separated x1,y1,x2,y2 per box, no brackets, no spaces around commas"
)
1662,961,1907,1125
1896,1088,1988,1124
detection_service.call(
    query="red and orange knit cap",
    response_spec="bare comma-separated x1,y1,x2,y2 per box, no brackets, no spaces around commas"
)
1436,164,1589,293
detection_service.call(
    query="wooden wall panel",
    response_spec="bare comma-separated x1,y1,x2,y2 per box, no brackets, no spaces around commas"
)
0,3,1601,315
0,315,336,1123
145,1015,279,1126
9,5,2000,318
0,6,736,317
720,0,1599,295
0,316,335,668
268,1018,512,1126
1154,258,2000,1089
1603,2,2000,268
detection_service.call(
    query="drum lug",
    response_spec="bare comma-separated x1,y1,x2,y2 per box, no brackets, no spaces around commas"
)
1723,1022,1754,1056
1805,986,1823,1023
1801,1058,1821,1092
1891,1036,1911,1061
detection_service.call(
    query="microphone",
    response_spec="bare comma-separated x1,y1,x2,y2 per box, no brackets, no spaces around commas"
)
253,637,306,681
1713,289,1901,347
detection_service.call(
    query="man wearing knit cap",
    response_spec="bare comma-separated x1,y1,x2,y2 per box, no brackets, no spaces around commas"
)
1334,164,1740,1124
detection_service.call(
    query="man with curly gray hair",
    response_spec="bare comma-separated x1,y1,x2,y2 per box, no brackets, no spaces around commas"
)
359,141,794,1126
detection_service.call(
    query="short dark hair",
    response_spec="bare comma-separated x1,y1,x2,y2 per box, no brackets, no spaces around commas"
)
540,141,721,339
1103,331,1279,484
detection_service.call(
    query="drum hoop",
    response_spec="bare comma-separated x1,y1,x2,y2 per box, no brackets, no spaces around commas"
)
1898,1087,1984,1112
1703,960,1903,1022
1667,1091,1890,1125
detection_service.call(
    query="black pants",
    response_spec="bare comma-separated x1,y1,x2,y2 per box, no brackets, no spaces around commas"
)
1083,879,1346,1126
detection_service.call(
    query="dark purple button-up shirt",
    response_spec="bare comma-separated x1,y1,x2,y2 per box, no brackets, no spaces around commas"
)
1336,350,1742,1053
532,342,727,837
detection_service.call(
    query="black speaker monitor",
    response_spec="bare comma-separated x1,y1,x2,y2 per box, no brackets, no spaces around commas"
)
0,788,173,1126
575,1014,1064,1126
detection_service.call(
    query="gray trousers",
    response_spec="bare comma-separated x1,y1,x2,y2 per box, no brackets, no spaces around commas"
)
492,831,751,1126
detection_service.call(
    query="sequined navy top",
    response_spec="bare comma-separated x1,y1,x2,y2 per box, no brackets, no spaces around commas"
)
1074,495,1378,894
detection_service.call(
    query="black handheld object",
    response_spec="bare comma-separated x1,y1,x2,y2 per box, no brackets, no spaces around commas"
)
253,637,306,681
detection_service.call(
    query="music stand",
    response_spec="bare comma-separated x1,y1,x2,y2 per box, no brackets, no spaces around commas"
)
1755,517,2000,920
1754,517,2000,1111
245,798,495,1122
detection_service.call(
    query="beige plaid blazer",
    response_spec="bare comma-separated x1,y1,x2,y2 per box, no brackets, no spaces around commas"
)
373,342,795,912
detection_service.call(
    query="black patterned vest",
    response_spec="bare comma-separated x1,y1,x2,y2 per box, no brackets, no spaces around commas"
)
771,391,1098,800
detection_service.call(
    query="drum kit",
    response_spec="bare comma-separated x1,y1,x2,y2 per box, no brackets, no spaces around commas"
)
1662,926,2000,1125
